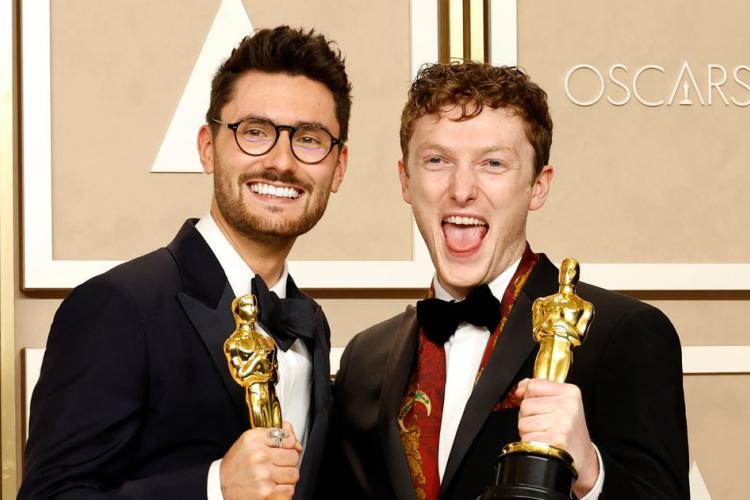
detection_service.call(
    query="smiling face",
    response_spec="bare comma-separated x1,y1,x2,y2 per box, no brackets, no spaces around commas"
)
198,70,348,246
400,105,553,298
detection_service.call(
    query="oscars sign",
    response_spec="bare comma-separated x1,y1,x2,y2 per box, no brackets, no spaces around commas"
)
564,61,750,107
481,258,594,500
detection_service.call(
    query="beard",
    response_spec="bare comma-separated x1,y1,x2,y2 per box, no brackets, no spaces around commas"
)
213,160,333,245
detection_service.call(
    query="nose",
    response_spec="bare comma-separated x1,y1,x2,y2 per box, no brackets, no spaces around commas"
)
449,164,478,205
263,129,297,173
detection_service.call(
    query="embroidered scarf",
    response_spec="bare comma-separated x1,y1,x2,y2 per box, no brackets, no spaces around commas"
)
397,245,539,500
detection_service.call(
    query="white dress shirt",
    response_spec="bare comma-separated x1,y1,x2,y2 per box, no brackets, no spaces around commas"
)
196,214,312,500
433,259,604,499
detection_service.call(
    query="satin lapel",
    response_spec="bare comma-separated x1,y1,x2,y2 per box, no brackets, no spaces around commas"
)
308,310,330,428
378,307,419,500
297,307,330,495
178,283,248,425
440,255,560,494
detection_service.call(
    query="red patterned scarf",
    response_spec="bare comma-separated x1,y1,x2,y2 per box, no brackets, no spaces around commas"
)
397,245,538,500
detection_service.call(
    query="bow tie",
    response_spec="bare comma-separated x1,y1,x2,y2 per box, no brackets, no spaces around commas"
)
251,275,315,351
417,284,501,345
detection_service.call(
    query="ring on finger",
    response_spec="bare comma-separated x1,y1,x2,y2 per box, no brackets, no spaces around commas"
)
268,427,288,448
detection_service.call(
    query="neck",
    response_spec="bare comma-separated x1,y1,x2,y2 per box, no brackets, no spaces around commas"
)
438,241,526,300
210,204,294,287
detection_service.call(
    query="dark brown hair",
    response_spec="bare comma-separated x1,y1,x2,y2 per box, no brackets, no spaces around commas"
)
400,62,552,175
206,26,352,141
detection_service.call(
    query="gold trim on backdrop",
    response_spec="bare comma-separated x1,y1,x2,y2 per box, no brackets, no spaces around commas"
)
439,0,488,62
0,0,18,495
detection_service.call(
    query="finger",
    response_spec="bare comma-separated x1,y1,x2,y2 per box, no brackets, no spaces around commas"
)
269,448,301,467
281,421,303,453
271,465,301,485
517,412,556,437
265,427,297,450
524,378,570,398
514,378,530,399
281,421,298,443
520,431,557,446
269,484,295,500
518,394,558,418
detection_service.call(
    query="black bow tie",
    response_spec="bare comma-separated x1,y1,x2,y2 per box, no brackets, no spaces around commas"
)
417,284,501,345
251,275,315,351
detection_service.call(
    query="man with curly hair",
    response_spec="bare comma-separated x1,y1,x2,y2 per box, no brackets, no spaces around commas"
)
330,62,689,499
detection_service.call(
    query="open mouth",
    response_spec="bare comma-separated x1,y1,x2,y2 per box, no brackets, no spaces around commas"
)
248,182,303,200
441,215,488,254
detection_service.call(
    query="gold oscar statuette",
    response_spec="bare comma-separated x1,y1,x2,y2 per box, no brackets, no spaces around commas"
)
502,257,594,461
480,258,594,499
223,294,282,429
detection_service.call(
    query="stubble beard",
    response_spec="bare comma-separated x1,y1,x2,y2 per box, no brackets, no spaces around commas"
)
213,163,333,246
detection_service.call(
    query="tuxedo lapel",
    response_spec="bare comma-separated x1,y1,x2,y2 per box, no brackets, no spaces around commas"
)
167,220,248,425
378,307,420,500
440,255,560,494
178,286,248,424
297,306,331,498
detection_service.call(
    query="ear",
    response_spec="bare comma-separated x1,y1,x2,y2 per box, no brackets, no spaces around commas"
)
529,165,553,211
329,144,349,193
398,159,411,204
197,124,215,174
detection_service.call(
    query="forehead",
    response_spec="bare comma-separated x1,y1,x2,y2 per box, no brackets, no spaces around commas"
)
222,70,340,134
409,106,533,157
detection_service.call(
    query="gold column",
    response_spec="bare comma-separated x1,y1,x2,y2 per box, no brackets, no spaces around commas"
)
439,0,488,62
0,0,18,496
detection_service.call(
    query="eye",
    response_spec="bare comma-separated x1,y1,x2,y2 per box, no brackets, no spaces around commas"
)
245,128,265,137
481,158,509,172
293,127,329,150
297,135,323,145
238,119,274,142
422,156,447,166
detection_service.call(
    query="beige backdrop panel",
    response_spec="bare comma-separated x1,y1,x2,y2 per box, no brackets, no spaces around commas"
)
684,374,750,500
519,0,750,263
50,0,413,261
15,2,750,498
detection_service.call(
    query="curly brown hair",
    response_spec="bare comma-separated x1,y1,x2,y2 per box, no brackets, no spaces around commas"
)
400,62,552,175
206,26,352,142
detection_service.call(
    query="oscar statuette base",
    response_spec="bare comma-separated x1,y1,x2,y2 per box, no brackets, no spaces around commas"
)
478,442,577,500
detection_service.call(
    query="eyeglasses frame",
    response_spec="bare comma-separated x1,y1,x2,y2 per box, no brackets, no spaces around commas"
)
211,117,343,165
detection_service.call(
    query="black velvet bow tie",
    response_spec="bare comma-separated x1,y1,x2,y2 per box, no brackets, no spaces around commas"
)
251,275,315,351
417,284,501,345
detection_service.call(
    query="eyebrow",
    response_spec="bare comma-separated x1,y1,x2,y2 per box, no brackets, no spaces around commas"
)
237,114,331,131
418,143,515,156
418,143,454,155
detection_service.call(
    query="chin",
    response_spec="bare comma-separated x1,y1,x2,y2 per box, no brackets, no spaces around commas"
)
436,261,489,296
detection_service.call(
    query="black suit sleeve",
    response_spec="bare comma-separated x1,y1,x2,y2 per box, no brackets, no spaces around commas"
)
589,305,690,499
18,278,210,500
315,334,366,499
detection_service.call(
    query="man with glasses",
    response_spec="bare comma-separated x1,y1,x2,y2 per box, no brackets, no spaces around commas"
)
20,26,349,500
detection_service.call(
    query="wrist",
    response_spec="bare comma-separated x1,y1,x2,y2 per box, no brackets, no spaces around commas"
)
572,444,599,497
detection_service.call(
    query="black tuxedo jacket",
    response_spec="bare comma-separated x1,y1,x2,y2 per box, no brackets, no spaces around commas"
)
19,220,332,500
330,255,689,500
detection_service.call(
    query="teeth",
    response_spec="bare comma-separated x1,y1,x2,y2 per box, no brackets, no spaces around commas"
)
443,215,487,226
250,183,300,199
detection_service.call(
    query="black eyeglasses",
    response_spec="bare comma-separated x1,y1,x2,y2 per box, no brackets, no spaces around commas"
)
211,117,342,165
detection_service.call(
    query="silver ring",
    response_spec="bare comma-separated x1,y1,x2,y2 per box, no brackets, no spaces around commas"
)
268,428,287,448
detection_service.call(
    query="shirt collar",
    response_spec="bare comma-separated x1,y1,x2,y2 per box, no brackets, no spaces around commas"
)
195,212,288,299
433,256,522,303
